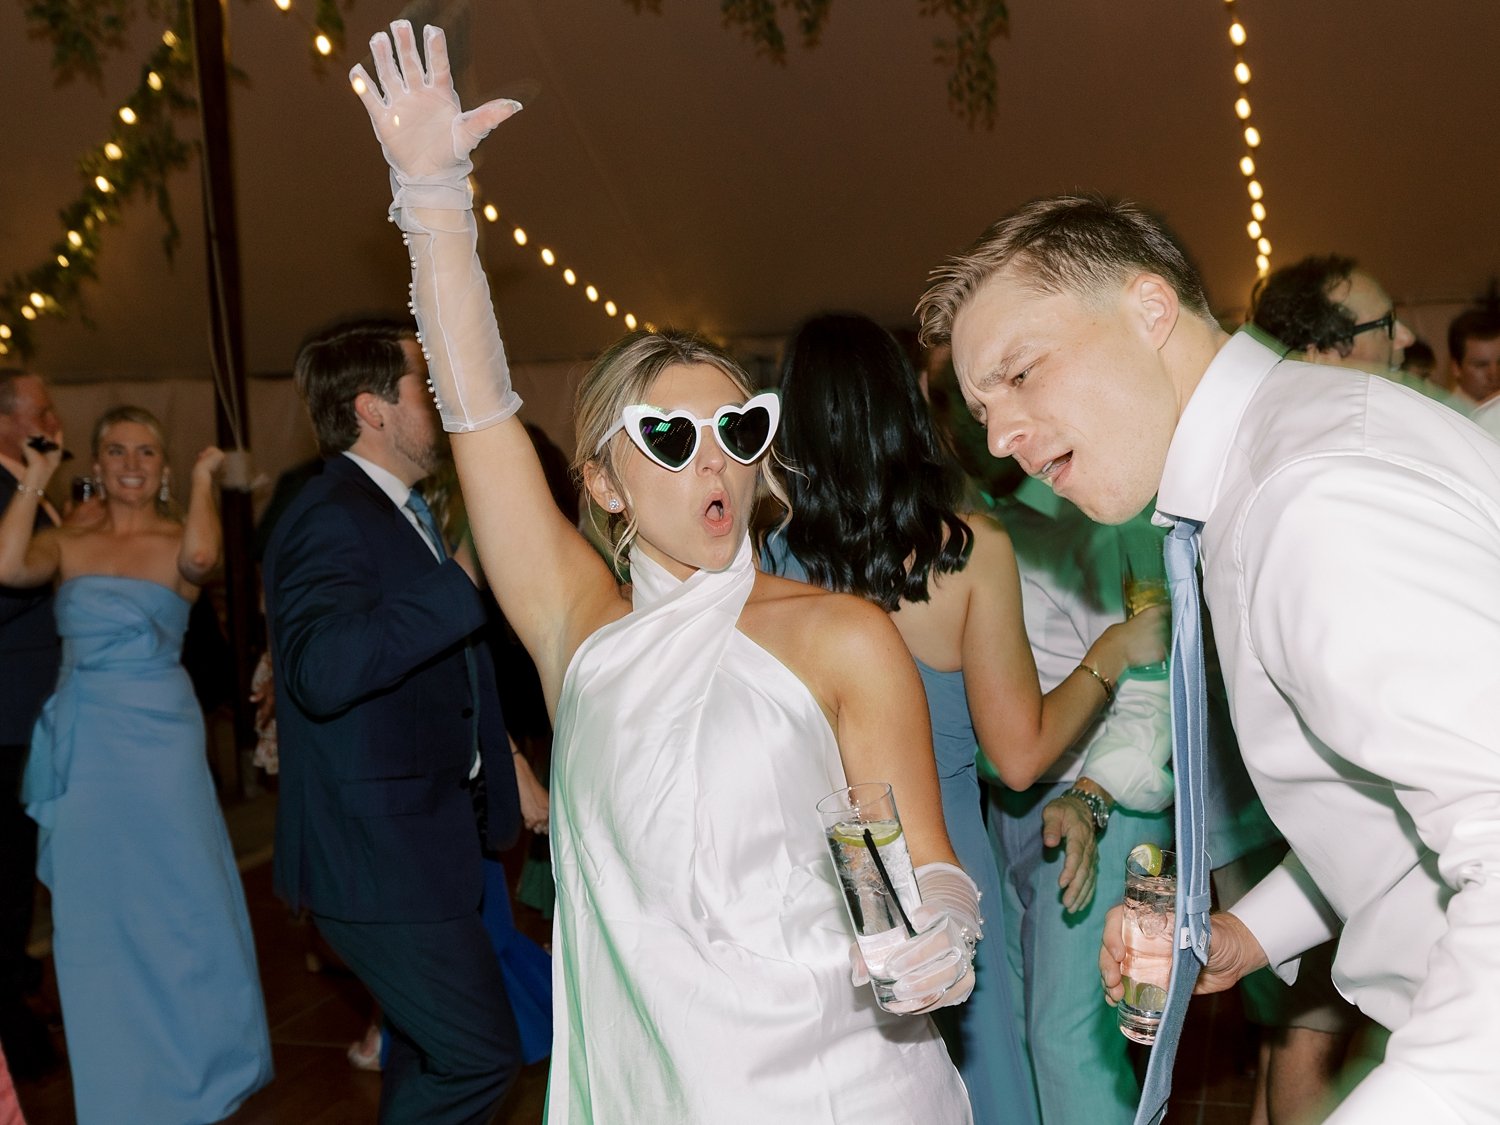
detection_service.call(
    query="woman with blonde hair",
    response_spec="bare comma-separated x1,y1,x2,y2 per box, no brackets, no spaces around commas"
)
352,21,981,1122
0,406,271,1124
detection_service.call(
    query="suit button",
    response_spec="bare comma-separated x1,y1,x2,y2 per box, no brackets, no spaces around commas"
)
461,707,474,719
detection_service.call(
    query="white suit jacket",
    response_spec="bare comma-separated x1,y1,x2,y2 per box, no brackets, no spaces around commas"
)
1156,329,1500,1122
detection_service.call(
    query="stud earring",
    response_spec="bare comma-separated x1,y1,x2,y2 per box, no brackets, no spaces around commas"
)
607,498,622,511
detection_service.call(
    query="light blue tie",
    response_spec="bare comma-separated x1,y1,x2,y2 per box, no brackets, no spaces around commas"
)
405,490,448,560
1133,517,1213,1125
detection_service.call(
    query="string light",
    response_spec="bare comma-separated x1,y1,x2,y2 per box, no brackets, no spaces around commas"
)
28,293,44,308
0,326,10,338
540,248,555,266
94,176,114,193
147,71,163,91
563,269,576,286
118,106,137,125
20,307,36,321
104,142,123,160
1225,1,1273,278
585,285,599,302
512,227,528,246
482,203,499,222
314,33,332,56
275,0,291,8
56,255,69,268
605,301,617,316
624,314,637,330
66,231,83,248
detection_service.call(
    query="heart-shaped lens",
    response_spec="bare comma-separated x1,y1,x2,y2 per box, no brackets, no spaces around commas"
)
717,405,772,462
635,415,698,468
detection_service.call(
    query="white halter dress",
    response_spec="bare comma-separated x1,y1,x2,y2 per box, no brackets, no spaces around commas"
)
546,535,971,1122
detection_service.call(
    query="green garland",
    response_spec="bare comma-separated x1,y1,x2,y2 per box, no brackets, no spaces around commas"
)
627,0,1008,128
3,0,348,362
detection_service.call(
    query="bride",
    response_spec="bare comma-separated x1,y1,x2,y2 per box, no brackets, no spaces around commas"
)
352,20,983,1122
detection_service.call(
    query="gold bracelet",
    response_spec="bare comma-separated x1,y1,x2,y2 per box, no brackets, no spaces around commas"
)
1077,661,1115,705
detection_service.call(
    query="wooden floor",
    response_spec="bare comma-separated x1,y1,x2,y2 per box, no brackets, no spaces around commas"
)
12,790,1263,1124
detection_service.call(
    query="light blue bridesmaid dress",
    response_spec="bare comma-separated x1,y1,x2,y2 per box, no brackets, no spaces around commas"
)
22,576,272,1124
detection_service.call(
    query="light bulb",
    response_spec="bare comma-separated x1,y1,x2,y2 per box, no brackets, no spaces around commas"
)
1235,97,1251,120
604,301,617,316
147,71,163,91
1240,155,1255,176
95,175,113,192
482,203,498,222
624,314,637,330
0,325,10,339
20,307,36,321
67,230,83,248
1229,22,1246,46
1244,126,1261,147
57,254,69,268
513,227,527,246
1256,253,1270,270
1235,62,1251,84
104,142,123,160
275,0,291,9
1248,180,1263,200
29,293,44,308
1257,237,1272,255
1247,221,1261,238
315,33,332,56
1251,201,1266,221
119,106,137,125
162,30,179,47
563,269,576,286
585,285,599,302
540,248,555,266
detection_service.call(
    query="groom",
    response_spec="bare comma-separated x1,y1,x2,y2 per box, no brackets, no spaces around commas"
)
264,318,522,1124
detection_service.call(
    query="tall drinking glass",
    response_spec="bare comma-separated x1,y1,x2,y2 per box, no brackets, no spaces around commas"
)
817,781,921,1011
1118,845,1176,1044
1118,522,1170,679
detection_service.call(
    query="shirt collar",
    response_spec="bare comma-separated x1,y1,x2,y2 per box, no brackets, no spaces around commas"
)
1154,327,1280,528
342,450,413,510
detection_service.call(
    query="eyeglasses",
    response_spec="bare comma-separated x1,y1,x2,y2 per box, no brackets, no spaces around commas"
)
596,392,780,472
1348,309,1397,341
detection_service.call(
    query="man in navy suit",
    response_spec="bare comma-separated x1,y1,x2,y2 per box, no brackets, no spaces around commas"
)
264,320,522,1124
0,368,62,1079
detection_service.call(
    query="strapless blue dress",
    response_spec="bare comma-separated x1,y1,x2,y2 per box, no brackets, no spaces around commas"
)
22,576,272,1124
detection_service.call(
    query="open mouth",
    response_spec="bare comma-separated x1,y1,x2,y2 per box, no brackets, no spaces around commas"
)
704,495,732,532
117,475,146,489
1036,452,1072,485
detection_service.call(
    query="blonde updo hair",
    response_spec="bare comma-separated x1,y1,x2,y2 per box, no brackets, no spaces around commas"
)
572,329,789,570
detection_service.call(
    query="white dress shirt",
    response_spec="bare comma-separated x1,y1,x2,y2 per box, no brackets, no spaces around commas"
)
1156,329,1500,1123
999,477,1173,811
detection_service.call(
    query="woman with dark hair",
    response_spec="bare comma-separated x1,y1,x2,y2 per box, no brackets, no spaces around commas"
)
766,313,1166,1125
353,22,978,1122
0,406,271,1123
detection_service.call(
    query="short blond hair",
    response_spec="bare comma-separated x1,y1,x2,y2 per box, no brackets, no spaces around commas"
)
916,193,1213,347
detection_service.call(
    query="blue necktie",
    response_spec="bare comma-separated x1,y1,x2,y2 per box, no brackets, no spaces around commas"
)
405,490,448,560
1133,517,1213,1125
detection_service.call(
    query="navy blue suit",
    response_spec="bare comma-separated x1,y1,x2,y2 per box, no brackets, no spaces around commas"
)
264,453,521,1124
0,466,59,1073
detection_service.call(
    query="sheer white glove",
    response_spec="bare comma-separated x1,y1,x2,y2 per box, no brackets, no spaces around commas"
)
848,861,982,1015
351,21,523,433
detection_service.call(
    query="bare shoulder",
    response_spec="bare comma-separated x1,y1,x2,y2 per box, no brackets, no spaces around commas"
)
744,572,910,711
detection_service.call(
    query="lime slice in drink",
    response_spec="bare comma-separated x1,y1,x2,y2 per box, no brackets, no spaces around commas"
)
1124,980,1168,1011
830,819,902,848
1128,843,1164,877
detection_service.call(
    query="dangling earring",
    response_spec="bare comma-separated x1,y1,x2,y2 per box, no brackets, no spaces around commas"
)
158,470,171,505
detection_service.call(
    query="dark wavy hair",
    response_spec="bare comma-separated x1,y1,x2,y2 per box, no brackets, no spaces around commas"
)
769,313,972,611
1248,254,1359,354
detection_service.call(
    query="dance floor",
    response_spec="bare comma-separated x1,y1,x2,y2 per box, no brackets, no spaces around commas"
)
13,789,1257,1124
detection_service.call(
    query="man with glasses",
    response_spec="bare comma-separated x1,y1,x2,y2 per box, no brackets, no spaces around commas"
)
1249,254,1420,373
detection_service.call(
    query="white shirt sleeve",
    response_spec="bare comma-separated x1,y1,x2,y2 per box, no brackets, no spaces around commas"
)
1239,456,1500,1122
1222,851,1340,983
1076,675,1173,812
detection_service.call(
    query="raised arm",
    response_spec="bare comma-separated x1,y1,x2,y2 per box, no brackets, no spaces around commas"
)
0,438,63,588
176,446,225,588
351,21,619,683
960,515,1167,789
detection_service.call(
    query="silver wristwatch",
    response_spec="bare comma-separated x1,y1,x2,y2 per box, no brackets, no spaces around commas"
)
1063,785,1110,833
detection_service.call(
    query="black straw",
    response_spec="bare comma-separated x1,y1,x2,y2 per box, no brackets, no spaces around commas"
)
863,827,917,938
